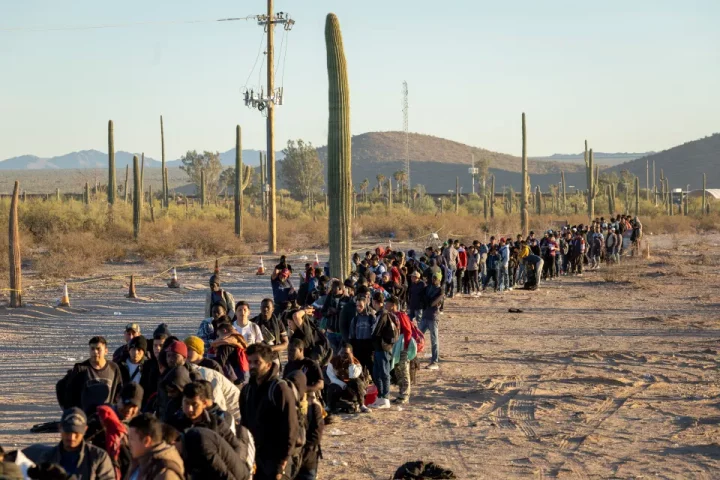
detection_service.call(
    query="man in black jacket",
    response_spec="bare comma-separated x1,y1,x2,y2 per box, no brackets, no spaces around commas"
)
251,298,289,366
60,337,123,411
420,272,444,370
241,344,299,480
118,335,148,386
167,382,241,454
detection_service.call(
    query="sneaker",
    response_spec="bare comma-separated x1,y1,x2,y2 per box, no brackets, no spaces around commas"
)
360,404,371,413
426,362,440,370
374,398,391,409
508,287,513,291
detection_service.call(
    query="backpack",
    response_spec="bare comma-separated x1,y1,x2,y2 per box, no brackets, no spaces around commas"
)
308,322,333,367
268,379,307,467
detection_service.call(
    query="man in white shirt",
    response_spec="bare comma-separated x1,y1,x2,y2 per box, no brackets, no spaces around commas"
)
233,301,263,345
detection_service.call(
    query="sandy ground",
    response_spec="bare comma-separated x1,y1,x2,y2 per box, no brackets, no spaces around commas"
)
2,234,720,479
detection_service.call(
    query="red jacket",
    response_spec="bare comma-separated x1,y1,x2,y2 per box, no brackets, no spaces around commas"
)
96,405,126,480
457,249,468,269
396,311,413,349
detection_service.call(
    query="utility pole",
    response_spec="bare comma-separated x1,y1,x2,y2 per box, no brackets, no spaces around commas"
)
646,159,649,201
246,3,294,252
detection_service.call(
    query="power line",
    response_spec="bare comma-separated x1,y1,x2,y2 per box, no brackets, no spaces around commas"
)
0,16,258,33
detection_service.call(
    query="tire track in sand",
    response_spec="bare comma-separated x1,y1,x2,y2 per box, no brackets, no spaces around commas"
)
546,380,651,477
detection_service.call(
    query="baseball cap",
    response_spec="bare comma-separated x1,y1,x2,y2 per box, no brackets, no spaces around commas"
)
125,323,140,334
119,383,144,407
61,407,87,433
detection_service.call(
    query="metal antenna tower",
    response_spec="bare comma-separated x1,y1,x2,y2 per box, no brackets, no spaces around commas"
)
402,81,410,191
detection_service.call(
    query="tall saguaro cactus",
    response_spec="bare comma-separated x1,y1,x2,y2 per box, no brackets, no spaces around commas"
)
132,155,141,240
388,179,393,208
325,13,352,280
124,165,129,203
520,113,529,237
8,181,22,307
160,115,168,208
108,120,116,205
200,169,206,208
535,185,542,215
490,175,495,218
634,176,640,217
584,142,598,222
234,126,252,237
561,170,567,214
702,173,707,215
84,182,90,205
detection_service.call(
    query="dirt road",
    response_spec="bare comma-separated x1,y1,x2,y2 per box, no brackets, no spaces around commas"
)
2,235,720,478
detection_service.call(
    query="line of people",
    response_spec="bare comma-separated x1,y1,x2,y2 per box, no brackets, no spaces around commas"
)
10,222,644,480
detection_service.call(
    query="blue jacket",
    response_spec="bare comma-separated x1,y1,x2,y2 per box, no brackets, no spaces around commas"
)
486,253,499,271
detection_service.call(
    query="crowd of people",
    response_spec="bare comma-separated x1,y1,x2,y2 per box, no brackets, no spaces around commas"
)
0,216,642,480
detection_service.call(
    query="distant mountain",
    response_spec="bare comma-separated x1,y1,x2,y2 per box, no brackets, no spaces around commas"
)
0,149,282,170
532,152,653,166
610,133,720,189
316,131,585,175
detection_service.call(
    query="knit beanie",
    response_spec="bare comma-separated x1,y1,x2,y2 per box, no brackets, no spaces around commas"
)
167,340,188,358
184,336,204,356
153,323,171,340
129,335,148,352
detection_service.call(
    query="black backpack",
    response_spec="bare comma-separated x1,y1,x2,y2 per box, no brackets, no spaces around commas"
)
308,321,333,367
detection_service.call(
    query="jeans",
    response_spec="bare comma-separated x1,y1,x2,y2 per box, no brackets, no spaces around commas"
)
372,350,392,399
516,263,526,285
419,316,439,364
408,309,422,322
498,265,509,291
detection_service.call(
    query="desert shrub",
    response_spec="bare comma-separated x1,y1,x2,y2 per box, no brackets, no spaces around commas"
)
33,231,126,279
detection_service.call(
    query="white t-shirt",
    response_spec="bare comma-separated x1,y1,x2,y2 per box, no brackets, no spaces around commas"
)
233,321,263,345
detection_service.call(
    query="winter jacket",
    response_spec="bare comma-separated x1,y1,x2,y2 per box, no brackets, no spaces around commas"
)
486,253,499,271
185,363,241,423
327,355,362,387
271,277,295,305
372,309,398,352
197,318,216,353
112,345,130,365
322,294,350,333
338,299,357,342
240,363,299,479
41,440,115,480
500,245,510,266
466,251,480,271
456,248,467,269
205,289,236,320
128,442,184,480
406,280,427,311
167,409,242,455
118,358,146,385
442,246,458,269
211,333,249,384
182,427,252,480
58,360,123,411
421,284,444,321
350,305,378,341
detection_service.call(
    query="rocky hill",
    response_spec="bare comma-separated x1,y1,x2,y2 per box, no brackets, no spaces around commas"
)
611,133,720,189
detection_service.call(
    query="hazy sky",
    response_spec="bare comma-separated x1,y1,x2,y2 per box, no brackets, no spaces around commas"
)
1,0,718,161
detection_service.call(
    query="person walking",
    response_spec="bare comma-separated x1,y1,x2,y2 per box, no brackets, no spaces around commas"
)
41,408,115,480
420,272,444,370
240,344,299,480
